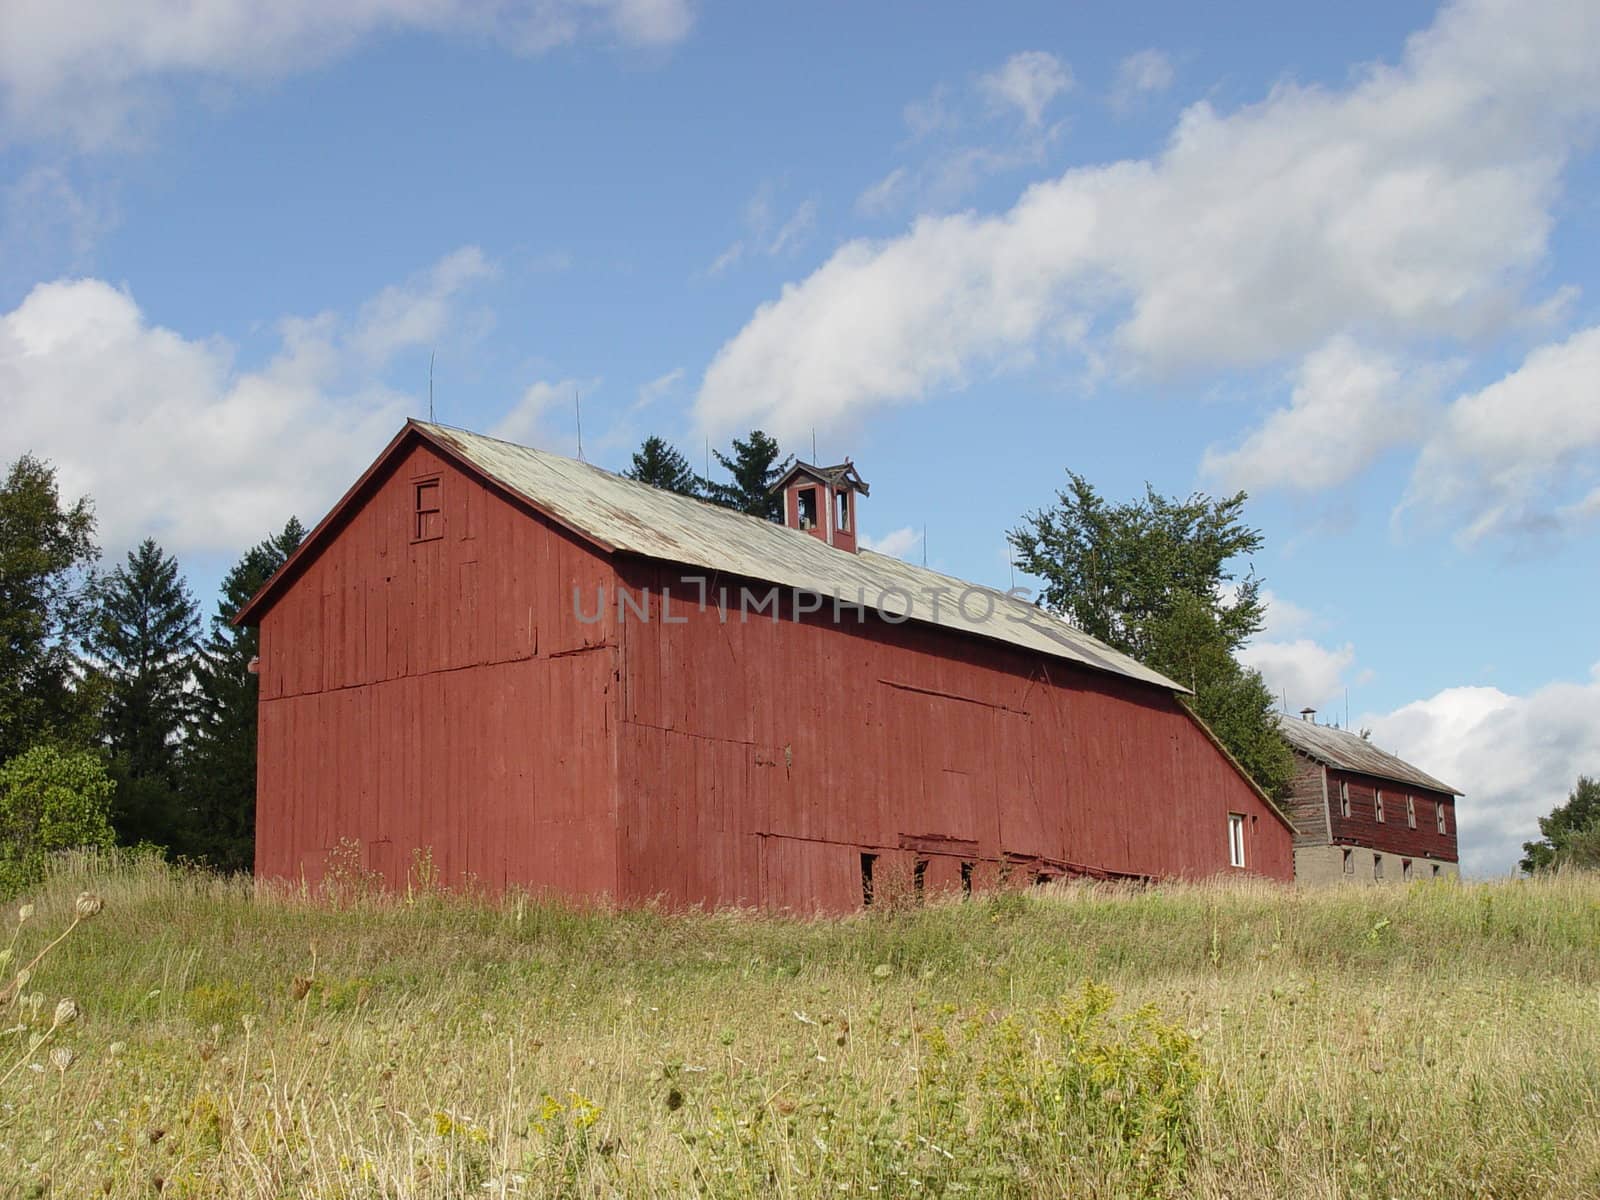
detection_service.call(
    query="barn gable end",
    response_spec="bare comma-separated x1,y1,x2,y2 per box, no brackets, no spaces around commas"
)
250,432,623,895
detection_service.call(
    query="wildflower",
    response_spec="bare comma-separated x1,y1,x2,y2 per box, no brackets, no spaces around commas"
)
53,998,80,1027
74,892,104,921
17,903,34,924
50,1046,74,1073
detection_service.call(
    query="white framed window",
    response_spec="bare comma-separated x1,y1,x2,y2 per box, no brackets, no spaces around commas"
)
1437,802,1447,835
1406,795,1417,828
1375,789,1385,823
1227,813,1246,868
1339,780,1350,818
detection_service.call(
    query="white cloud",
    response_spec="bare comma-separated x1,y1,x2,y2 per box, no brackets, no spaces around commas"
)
1363,664,1600,875
856,167,909,217
978,51,1073,127
1203,336,1450,492
707,182,818,275
634,366,684,409
1257,588,1315,639
349,247,497,365
1239,637,1356,711
1401,324,1600,541
493,376,600,455
695,0,1600,441
1110,49,1175,112
0,251,501,555
860,526,923,560
0,0,695,147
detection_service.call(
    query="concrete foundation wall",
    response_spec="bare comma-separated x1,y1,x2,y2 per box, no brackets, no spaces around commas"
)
1295,844,1461,887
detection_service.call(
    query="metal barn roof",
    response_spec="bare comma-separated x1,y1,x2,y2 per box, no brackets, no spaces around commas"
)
418,422,1183,694
1276,715,1460,795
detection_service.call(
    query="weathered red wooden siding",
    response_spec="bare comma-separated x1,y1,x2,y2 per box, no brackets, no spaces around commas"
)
255,438,621,895
1326,768,1458,862
613,561,1292,912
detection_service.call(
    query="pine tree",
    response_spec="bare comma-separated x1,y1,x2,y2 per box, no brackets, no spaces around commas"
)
702,430,791,521
183,517,304,871
89,539,199,847
623,436,702,497
0,454,100,762
1009,472,1294,799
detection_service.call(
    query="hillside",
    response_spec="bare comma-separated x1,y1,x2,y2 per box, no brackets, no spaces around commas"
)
2,856,1597,1198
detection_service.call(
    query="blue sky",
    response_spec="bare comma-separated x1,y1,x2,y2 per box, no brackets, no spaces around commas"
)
3,0,1598,874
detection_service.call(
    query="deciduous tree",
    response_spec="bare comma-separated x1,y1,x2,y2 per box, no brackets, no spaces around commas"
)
1009,472,1294,798
1521,775,1600,873
0,454,100,762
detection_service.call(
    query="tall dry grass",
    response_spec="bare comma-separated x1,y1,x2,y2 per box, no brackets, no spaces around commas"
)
1,852,1597,1198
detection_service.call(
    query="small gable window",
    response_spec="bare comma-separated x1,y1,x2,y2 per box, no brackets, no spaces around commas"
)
1227,813,1246,868
413,477,442,541
1339,780,1350,818
1375,789,1385,823
1437,802,1448,835
1406,795,1417,828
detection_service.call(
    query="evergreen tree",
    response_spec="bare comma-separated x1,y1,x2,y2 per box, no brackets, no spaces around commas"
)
0,454,100,762
184,517,304,871
623,436,702,497
702,430,791,521
1521,775,1600,873
1009,472,1294,799
89,539,199,847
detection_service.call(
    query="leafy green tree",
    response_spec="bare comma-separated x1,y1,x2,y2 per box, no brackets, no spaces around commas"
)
702,430,791,520
0,744,115,893
183,517,304,871
623,436,702,497
89,539,199,847
0,454,101,762
1521,775,1600,873
1009,472,1294,798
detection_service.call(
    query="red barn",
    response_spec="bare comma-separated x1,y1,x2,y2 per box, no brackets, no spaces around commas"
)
236,420,1293,909
1276,714,1461,884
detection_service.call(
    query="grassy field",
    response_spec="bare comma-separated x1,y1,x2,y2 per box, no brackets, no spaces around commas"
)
1,856,1597,1199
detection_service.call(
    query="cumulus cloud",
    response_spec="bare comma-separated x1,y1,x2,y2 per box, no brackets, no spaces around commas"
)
860,526,923,560
1239,638,1357,711
1110,49,1174,112
1363,665,1600,875
695,0,1600,441
1203,336,1451,492
1401,324,1600,542
1,248,494,556
0,0,695,146
978,51,1072,127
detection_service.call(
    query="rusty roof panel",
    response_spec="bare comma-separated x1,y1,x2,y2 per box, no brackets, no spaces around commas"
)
419,422,1183,694
1276,715,1460,795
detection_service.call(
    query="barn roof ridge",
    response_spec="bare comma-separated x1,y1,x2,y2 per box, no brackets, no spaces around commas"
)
237,419,1185,696
1275,715,1460,796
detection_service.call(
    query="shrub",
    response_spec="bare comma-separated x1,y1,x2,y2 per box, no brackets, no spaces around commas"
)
0,744,116,894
